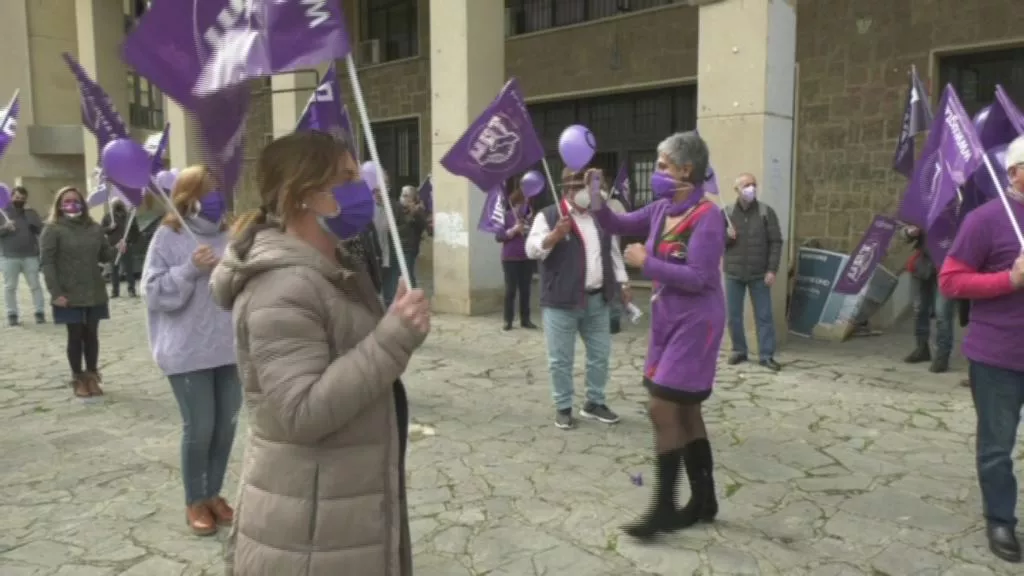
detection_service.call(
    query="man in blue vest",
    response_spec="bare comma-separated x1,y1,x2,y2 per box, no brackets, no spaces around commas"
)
526,167,629,430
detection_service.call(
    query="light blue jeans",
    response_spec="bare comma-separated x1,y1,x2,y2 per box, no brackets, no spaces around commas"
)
542,293,611,411
1,256,45,317
168,365,242,505
726,277,777,361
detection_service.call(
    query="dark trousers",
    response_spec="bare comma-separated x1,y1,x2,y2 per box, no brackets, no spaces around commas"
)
66,320,100,375
111,251,136,296
969,361,1024,528
502,260,533,325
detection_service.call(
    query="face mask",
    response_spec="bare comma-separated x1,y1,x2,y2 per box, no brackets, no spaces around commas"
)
740,185,756,202
197,191,225,223
572,188,591,210
62,201,82,217
11,200,24,209
320,181,375,240
650,171,679,200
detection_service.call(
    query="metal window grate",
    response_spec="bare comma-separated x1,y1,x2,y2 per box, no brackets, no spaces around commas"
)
362,0,419,62
506,0,675,36
939,47,1024,116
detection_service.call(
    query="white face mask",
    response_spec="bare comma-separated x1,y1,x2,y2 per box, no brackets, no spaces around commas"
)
572,188,591,210
740,185,756,202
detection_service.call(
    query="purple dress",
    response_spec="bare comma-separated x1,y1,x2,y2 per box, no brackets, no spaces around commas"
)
596,199,726,395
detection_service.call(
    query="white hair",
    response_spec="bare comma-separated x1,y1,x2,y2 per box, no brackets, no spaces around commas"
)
656,131,709,182
733,173,756,189
400,185,416,198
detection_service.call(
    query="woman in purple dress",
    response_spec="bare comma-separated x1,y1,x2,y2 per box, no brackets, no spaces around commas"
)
592,131,725,540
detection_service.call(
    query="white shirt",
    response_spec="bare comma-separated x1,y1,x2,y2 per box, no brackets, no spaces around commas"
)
526,206,629,289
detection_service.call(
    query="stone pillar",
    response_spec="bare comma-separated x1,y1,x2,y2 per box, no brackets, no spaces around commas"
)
697,0,796,351
163,98,203,169
75,0,129,177
428,0,505,315
271,70,322,139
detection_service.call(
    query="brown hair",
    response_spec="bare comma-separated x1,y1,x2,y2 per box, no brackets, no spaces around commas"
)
231,131,354,258
47,187,93,224
161,165,228,233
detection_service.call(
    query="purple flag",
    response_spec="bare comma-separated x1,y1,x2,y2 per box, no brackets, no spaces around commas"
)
441,79,545,192
0,184,10,211
924,196,968,266
610,162,632,210
897,85,984,229
477,186,507,234
704,166,719,196
63,53,129,155
0,92,19,160
833,215,899,294
296,63,355,147
418,176,433,214
893,65,934,177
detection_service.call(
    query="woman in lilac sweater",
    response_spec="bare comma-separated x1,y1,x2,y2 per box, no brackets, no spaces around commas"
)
142,165,240,537
593,131,725,540
495,179,537,330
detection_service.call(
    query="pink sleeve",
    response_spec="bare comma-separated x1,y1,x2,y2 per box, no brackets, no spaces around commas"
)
938,257,1016,300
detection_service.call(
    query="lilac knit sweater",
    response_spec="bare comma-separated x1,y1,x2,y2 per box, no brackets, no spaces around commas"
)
142,218,235,376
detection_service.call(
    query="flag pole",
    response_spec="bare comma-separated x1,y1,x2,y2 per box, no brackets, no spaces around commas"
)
981,154,1024,248
113,208,138,266
344,54,412,288
147,173,200,244
540,158,565,218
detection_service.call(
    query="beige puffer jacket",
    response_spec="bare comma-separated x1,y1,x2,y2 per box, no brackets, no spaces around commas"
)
210,227,424,576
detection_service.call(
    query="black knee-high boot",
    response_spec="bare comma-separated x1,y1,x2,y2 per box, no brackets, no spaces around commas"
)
623,447,685,539
676,438,718,527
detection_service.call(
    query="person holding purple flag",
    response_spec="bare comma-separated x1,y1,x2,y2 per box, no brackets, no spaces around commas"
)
590,131,724,540
938,135,1024,564
526,167,628,430
1,186,46,326
210,132,426,575
900,223,956,373
495,177,537,331
100,197,140,298
397,185,430,289
141,165,240,536
40,187,121,400
723,172,783,371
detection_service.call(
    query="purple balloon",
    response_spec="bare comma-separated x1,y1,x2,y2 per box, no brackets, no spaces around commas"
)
361,161,380,189
558,125,596,172
520,171,545,198
155,169,176,192
102,138,151,189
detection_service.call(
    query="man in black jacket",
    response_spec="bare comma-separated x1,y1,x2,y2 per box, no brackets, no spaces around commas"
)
0,186,46,325
100,198,140,297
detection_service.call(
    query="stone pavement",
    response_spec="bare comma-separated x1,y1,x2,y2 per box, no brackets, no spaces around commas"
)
0,287,1020,576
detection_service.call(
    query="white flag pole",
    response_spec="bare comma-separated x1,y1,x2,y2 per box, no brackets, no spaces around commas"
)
113,208,137,266
981,154,1024,248
540,158,566,218
344,55,411,288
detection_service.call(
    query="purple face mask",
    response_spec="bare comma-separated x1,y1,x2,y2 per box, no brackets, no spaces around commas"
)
321,181,376,240
650,171,679,200
197,191,225,223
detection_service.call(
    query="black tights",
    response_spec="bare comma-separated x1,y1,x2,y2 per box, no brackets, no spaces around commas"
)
649,396,707,453
66,322,100,375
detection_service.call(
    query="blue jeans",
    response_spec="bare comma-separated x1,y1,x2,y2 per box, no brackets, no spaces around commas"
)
168,365,242,505
1,256,45,317
726,277,776,361
542,293,611,411
912,275,954,355
969,361,1024,528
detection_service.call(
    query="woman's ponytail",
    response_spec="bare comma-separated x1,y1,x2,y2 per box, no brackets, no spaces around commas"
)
230,206,273,259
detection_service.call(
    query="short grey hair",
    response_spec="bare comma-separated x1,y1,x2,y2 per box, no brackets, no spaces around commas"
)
400,185,416,198
656,131,709,183
733,172,756,189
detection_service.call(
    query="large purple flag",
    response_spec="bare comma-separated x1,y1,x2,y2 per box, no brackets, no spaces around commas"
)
63,53,129,155
418,176,433,214
610,162,632,210
833,215,899,294
897,85,984,229
0,92,19,160
477,186,507,234
893,65,934,177
296,63,355,149
925,197,968,266
442,79,545,192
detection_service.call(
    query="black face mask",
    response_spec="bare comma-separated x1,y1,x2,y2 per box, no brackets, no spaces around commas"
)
11,200,24,209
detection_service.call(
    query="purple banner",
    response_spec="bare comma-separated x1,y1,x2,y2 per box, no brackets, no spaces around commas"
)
418,176,433,214
0,92,19,160
925,197,967,267
441,79,545,192
63,53,129,155
610,162,632,210
893,65,933,177
0,184,10,211
897,85,984,229
477,186,506,234
296,63,355,147
833,215,900,295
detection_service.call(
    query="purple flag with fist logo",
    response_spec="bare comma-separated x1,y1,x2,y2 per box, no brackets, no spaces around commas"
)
833,215,899,295
297,63,355,149
63,53,129,155
442,79,545,192
897,85,984,230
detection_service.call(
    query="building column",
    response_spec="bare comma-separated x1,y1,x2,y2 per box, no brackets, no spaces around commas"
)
428,0,505,315
270,70,323,139
74,0,129,177
697,0,796,350
163,98,203,169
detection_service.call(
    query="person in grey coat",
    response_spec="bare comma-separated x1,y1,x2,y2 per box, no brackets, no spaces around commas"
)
0,185,46,326
724,173,783,371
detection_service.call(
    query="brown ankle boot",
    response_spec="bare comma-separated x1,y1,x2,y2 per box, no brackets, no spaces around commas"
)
71,374,90,399
185,503,217,536
84,371,104,397
208,496,234,526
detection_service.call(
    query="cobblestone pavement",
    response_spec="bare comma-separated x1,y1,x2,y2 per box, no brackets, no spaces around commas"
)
1,287,1020,575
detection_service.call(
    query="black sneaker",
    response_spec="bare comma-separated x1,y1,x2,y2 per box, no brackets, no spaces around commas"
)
502,323,513,331
34,313,45,324
521,321,538,329
554,408,575,430
7,315,18,327
580,402,620,424
759,358,782,372
727,353,747,365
